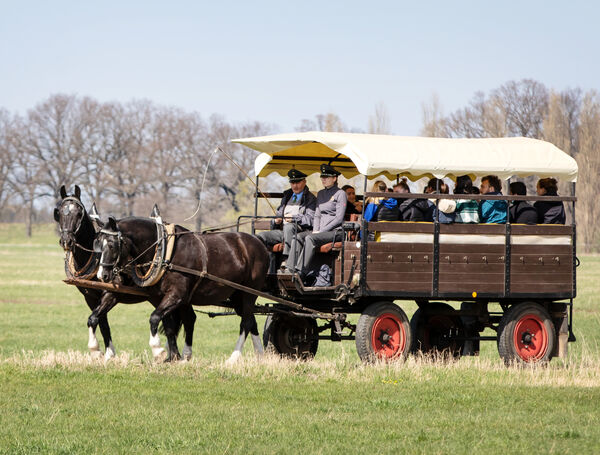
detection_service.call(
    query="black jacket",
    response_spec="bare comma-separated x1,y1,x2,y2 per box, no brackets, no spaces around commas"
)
510,201,538,224
534,200,566,224
399,198,429,222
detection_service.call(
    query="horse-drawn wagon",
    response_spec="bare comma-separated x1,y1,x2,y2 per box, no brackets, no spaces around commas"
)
233,132,578,365
60,131,578,366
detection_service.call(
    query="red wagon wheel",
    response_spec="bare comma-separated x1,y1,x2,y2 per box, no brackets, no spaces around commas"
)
356,301,411,362
497,302,555,366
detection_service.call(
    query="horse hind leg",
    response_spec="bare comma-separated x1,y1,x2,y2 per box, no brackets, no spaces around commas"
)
180,305,196,361
226,292,262,365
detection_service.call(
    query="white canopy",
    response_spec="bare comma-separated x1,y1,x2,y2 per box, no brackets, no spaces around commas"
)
233,131,578,182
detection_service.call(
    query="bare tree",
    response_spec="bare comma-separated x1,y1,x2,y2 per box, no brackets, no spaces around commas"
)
368,102,391,134
0,109,15,215
576,91,600,252
421,93,448,137
102,100,154,217
9,117,46,236
492,79,549,137
23,94,93,203
296,112,346,132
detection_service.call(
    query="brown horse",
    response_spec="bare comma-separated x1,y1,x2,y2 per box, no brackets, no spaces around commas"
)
90,216,270,362
55,186,191,361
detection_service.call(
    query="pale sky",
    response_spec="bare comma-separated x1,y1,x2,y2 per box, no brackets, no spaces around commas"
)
1,0,599,135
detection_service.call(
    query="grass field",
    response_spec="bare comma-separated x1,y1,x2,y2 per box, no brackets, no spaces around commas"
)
1,223,599,454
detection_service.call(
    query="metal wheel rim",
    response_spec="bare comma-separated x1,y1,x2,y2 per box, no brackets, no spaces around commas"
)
513,313,549,361
371,312,406,359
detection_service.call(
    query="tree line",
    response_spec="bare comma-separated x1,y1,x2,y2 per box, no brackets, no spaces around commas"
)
1,80,599,251
0,94,272,234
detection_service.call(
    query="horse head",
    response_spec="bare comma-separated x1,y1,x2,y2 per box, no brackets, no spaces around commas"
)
55,185,87,250
95,216,126,282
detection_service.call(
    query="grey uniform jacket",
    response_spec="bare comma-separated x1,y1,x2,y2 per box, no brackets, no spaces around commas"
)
275,187,317,229
313,185,347,233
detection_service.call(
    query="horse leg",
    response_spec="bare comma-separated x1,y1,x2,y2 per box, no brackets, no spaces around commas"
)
87,292,118,359
149,292,185,361
85,293,116,360
226,292,262,364
179,305,196,361
161,312,182,362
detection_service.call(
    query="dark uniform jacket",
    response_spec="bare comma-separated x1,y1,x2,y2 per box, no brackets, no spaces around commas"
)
509,201,537,224
275,186,317,229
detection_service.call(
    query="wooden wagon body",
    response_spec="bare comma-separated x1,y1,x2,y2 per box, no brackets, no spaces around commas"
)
233,132,579,365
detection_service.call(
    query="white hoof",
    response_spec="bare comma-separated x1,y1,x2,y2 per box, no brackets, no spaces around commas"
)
88,327,100,352
251,334,264,356
226,350,242,365
90,349,103,360
104,342,116,361
149,333,165,360
182,344,192,361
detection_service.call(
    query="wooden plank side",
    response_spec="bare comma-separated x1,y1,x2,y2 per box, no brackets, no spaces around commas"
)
511,283,572,294
511,245,572,255
366,252,433,263
439,224,506,235
366,281,433,292
511,273,573,284
439,282,504,294
511,225,573,235
365,262,434,272
439,263,504,273
367,242,434,253
368,222,434,233
510,262,573,273
439,244,505,254
366,271,433,283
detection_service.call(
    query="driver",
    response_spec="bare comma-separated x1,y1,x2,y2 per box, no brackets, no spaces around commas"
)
256,168,317,270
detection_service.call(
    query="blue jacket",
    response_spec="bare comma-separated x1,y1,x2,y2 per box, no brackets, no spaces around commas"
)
479,192,507,223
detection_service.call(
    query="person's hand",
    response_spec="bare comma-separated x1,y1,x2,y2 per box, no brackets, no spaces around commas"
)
275,217,283,224
354,201,363,211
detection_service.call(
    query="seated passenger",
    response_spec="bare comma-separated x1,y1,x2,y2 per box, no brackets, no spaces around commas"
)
364,181,399,221
453,175,480,223
342,185,363,220
534,178,566,224
295,164,347,281
394,179,429,221
425,178,456,223
509,181,537,224
479,175,507,224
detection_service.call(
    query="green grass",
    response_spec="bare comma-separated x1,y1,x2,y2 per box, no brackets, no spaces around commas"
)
1,223,599,454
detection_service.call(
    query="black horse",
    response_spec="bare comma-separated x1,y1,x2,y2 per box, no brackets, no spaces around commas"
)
91,216,270,363
54,186,192,361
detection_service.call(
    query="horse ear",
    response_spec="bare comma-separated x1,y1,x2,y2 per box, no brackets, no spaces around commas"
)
90,202,99,218
53,208,59,222
107,216,117,230
74,185,81,199
60,185,67,199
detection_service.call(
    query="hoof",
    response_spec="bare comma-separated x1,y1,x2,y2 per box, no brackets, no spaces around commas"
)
182,345,193,361
225,350,242,365
104,348,116,361
90,350,103,360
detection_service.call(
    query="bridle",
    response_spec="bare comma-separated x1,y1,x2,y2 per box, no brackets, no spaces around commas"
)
95,228,125,274
57,197,87,234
